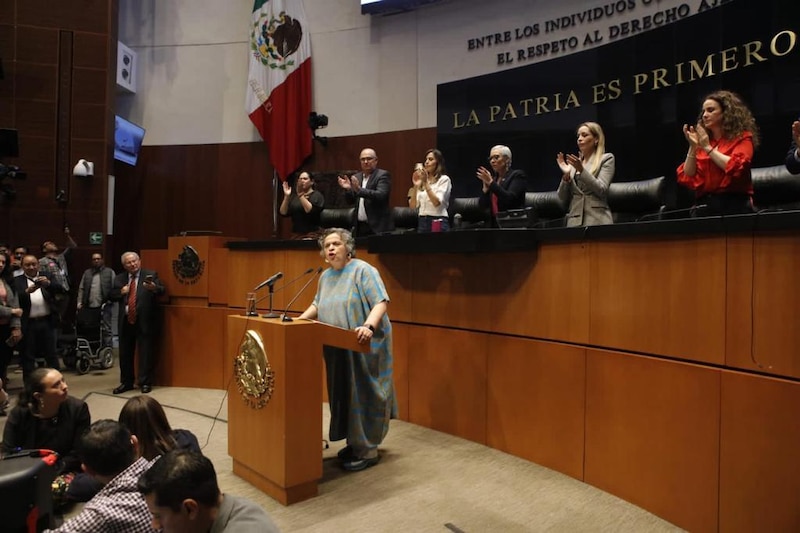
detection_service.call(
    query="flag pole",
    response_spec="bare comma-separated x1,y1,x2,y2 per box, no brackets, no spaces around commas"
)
272,170,279,239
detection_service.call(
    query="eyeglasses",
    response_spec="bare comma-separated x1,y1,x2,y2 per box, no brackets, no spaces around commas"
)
488,155,504,162
360,157,375,162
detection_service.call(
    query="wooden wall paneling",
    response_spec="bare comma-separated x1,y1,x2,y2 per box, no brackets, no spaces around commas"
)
718,371,800,533
389,322,410,421
725,234,755,372
15,1,111,34
72,32,108,69
158,306,230,389
372,253,413,323
407,253,497,332
224,248,322,314
589,237,726,364
407,326,487,443
214,143,274,240
496,245,590,343
15,26,59,63
748,232,800,378
280,249,323,315
56,31,73,203
584,350,720,533
13,62,57,104
486,338,586,480
208,247,231,306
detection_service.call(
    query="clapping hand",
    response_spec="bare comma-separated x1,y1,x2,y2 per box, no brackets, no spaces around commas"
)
476,166,493,186
565,153,584,173
792,120,800,147
337,174,352,190
282,181,292,196
556,153,571,180
349,175,361,192
683,122,709,149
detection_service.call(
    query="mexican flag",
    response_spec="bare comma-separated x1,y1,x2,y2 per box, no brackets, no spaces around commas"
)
246,0,312,180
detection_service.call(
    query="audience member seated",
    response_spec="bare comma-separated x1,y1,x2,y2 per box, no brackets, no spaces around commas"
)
138,449,281,533
45,420,157,533
119,394,201,461
1,368,96,506
279,170,325,238
410,148,452,232
556,122,615,227
524,191,567,227
607,176,668,223
751,165,800,211
785,119,800,175
677,90,759,215
476,145,528,226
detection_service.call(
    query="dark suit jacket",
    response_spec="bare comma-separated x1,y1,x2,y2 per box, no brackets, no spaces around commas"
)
479,168,528,214
346,168,394,234
13,272,65,330
109,269,165,336
786,144,800,175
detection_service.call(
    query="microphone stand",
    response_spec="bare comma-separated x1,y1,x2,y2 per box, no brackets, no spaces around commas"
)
262,284,280,318
281,268,323,322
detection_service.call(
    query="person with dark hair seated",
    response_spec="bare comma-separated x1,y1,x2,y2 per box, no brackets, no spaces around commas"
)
45,419,157,533
138,449,280,532
279,170,325,238
1,368,98,505
785,119,800,175
119,394,201,460
677,90,760,215
476,145,528,225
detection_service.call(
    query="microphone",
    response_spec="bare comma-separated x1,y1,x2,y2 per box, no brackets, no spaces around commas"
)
281,267,323,322
254,268,314,305
253,271,283,291
637,204,707,221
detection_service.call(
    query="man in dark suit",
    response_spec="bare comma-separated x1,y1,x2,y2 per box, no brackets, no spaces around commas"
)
109,251,165,394
785,120,800,175
338,147,393,236
13,254,65,379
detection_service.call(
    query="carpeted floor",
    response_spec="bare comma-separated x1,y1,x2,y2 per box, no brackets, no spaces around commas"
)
1,366,684,532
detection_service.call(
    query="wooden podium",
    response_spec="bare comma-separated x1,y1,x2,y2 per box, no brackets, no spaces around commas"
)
225,315,367,505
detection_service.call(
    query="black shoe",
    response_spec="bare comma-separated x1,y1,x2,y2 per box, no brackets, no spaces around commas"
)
341,453,380,472
113,384,134,394
337,445,355,461
140,385,152,394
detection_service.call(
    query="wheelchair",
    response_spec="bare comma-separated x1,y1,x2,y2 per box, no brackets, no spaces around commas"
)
74,304,114,374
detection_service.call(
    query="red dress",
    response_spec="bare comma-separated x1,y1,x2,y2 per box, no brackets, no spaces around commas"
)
676,131,754,198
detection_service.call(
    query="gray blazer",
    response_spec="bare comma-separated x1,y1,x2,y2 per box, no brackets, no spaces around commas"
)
558,152,615,227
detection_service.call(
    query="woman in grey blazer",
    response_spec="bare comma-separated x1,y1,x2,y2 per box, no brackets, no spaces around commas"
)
556,122,615,227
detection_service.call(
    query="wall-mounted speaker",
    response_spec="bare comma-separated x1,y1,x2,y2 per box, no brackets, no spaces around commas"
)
116,42,137,93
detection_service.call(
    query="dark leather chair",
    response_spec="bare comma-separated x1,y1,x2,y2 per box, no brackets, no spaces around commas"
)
752,165,800,211
450,197,491,229
607,176,667,223
524,191,567,227
391,206,418,232
319,207,355,230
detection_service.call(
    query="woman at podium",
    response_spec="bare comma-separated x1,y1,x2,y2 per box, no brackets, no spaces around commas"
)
298,228,397,472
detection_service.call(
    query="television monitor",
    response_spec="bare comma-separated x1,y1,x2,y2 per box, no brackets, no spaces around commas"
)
361,0,442,15
114,115,145,166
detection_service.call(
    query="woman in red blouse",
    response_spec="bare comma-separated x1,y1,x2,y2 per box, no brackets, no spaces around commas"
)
677,90,760,215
